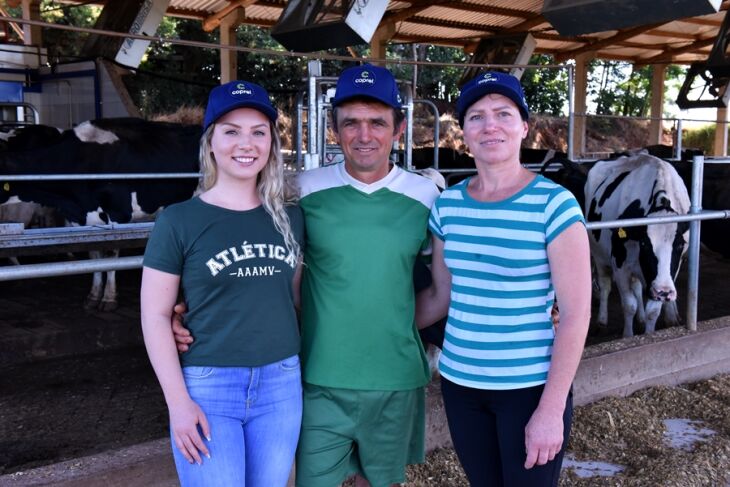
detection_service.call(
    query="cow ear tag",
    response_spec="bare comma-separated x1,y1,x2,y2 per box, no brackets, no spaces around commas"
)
617,227,627,239
2,182,9,192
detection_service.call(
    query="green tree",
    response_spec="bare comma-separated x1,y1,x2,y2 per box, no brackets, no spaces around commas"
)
521,54,568,116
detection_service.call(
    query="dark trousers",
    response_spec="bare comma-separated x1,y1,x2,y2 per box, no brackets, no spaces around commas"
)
441,377,573,487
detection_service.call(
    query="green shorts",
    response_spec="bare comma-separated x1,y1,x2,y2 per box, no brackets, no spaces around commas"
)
295,383,426,487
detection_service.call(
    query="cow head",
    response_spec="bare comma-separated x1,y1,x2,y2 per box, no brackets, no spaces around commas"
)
612,198,689,303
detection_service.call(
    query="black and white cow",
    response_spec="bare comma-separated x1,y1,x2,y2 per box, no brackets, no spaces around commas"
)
585,154,690,337
0,117,202,310
0,125,66,235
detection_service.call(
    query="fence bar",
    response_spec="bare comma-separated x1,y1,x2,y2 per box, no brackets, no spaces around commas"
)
584,210,729,230
0,173,200,181
686,155,705,332
0,255,142,281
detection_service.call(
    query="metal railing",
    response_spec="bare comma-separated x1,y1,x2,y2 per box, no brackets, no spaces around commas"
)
1,157,727,335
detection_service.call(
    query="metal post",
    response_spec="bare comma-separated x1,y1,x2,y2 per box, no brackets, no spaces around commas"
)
306,60,321,170
686,154,704,331
567,64,575,161
676,118,683,160
403,84,414,170
295,91,304,170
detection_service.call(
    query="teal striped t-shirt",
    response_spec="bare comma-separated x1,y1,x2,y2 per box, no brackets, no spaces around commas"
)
428,175,584,390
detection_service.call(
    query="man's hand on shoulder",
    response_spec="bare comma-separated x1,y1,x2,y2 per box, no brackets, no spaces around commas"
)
172,302,193,353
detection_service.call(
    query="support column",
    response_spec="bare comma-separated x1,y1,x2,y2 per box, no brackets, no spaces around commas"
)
714,107,728,156
219,9,245,84
369,23,395,65
572,52,592,159
649,64,666,146
21,0,42,46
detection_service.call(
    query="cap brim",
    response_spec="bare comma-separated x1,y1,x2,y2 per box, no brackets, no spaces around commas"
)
459,84,528,126
209,101,278,129
332,93,401,110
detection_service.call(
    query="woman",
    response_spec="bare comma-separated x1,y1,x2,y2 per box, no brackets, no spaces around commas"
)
140,80,304,486
416,71,591,486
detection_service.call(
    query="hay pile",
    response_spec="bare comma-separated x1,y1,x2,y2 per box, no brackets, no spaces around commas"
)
348,374,730,486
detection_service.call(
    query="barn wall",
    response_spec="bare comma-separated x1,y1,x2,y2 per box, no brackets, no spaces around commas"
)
23,60,135,129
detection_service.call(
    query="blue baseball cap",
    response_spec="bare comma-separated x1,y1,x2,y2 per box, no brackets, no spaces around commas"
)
456,71,529,127
332,64,402,109
203,80,277,131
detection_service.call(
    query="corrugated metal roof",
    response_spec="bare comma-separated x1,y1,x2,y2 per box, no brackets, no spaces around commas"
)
57,0,730,64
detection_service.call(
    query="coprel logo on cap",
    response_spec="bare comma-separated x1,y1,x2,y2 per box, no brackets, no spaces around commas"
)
230,83,253,96
354,70,376,86
477,73,498,85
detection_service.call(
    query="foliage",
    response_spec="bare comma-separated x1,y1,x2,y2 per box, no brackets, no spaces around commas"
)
588,61,685,118
521,54,568,116
39,1,101,62
125,18,219,116
682,124,720,153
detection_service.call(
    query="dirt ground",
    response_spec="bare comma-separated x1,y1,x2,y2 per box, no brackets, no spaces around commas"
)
1,251,730,481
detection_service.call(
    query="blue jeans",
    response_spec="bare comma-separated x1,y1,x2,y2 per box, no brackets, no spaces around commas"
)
172,355,303,487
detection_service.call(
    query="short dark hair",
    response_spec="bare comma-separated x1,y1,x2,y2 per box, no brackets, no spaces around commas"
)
331,97,405,134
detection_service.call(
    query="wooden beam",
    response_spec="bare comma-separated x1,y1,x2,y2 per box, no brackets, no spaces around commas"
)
554,22,665,62
502,14,548,34
649,64,665,145
644,28,702,40
0,6,25,40
21,0,42,45
714,107,728,156
219,7,246,83
405,15,495,33
203,0,257,32
643,36,717,64
679,17,723,27
382,0,452,25
572,52,591,159
440,2,533,19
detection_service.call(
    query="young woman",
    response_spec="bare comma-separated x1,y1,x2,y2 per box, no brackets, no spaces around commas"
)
416,71,591,486
140,80,304,487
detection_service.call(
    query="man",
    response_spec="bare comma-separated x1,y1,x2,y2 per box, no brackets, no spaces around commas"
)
174,64,439,487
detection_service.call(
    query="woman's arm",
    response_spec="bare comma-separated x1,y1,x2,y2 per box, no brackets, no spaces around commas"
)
524,221,591,469
415,235,452,330
140,267,210,465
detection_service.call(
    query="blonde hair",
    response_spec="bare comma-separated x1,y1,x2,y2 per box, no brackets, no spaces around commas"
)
199,122,301,262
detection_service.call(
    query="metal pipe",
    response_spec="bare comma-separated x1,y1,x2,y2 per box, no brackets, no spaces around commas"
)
403,84,414,171
676,118,683,160
0,173,201,181
295,91,304,170
415,99,440,168
567,64,575,161
686,155,705,332
584,209,728,230
0,255,143,281
306,60,320,170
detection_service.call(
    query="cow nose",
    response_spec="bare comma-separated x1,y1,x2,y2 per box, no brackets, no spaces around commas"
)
650,287,675,302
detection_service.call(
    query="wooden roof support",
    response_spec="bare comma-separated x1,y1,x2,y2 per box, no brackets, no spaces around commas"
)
203,0,257,32
382,0,453,25
21,0,42,45
642,36,717,64
219,7,246,84
555,23,665,63
648,64,666,146
0,6,25,40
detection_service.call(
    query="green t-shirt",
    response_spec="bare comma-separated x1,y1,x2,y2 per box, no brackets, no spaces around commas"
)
298,163,440,390
143,197,304,367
